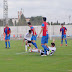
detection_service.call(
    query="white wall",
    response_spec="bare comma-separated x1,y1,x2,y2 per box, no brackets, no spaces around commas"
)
0,25,72,36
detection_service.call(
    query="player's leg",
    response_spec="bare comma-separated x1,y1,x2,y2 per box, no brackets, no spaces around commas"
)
7,35,10,48
8,40,10,48
31,36,34,45
5,35,7,48
27,41,32,50
30,48,39,53
31,35,38,49
64,35,67,46
61,35,63,46
25,40,28,52
5,40,7,48
41,35,49,55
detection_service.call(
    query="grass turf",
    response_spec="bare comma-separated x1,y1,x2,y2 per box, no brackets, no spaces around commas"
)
0,40,72,72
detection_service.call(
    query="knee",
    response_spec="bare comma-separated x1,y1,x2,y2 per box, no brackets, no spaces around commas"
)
29,44,31,47
5,40,7,42
65,38,66,40
33,40,35,43
25,42,27,45
26,43,27,45
41,44,43,46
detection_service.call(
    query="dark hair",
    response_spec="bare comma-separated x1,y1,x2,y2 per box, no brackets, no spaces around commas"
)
29,30,32,33
61,24,63,25
51,43,55,47
28,22,31,25
43,17,46,21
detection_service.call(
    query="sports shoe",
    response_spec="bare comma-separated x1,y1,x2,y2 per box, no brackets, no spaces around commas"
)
5,47,7,48
66,44,67,46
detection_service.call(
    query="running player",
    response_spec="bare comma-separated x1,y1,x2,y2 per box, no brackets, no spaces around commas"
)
38,17,49,56
22,30,32,52
4,24,11,48
28,22,38,49
60,24,67,46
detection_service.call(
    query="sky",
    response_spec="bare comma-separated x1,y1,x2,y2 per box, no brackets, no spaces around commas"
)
0,0,72,23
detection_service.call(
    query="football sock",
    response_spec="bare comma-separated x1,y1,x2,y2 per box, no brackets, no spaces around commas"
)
25,45,27,52
44,48,46,55
65,39,67,44
33,43,38,49
5,42,7,47
31,42,34,45
42,45,49,54
8,41,10,48
61,40,63,44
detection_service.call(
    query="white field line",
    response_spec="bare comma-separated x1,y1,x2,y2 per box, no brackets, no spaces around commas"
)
16,52,72,56
16,52,28,55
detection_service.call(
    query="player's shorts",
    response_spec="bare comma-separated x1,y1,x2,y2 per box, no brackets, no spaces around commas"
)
25,39,31,44
5,35,10,40
31,35,37,41
41,34,49,44
61,35,66,39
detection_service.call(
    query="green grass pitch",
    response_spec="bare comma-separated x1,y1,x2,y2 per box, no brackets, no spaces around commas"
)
0,40,72,72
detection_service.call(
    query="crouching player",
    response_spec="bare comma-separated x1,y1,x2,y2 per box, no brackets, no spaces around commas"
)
22,30,32,52
29,39,56,56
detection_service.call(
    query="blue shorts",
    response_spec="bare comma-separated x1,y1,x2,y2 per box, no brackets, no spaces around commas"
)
5,35,10,40
41,34,49,44
31,35,37,41
61,35,66,39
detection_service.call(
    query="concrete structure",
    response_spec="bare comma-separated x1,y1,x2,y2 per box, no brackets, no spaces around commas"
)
0,25,72,37
3,0,8,25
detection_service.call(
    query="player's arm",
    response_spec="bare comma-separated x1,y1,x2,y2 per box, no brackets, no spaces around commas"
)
38,28,44,37
22,38,25,46
33,28,36,36
22,33,28,46
38,23,44,37
60,28,62,34
53,39,55,43
7,28,11,36
3,28,5,34
65,27,67,33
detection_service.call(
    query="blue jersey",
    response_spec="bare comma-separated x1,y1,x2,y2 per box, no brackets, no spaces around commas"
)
60,27,67,35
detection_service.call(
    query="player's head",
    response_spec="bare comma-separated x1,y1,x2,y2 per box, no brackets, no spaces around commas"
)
51,43,55,47
28,22,31,26
29,30,32,34
43,17,46,22
5,24,8,27
61,24,63,28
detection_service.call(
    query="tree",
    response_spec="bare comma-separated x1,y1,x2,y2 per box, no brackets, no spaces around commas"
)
30,16,42,25
15,20,16,26
8,19,13,26
0,20,3,26
17,14,27,26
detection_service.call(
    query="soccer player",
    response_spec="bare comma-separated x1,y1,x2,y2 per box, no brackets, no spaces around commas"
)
22,30,32,52
28,22,38,49
38,17,49,56
4,24,11,48
29,39,56,56
60,24,67,46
